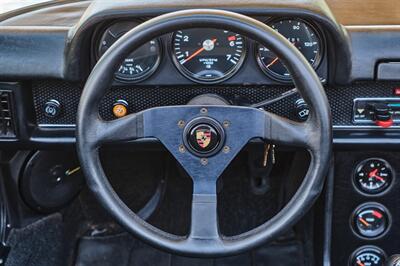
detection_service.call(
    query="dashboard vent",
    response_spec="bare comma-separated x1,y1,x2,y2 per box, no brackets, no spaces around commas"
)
0,91,16,138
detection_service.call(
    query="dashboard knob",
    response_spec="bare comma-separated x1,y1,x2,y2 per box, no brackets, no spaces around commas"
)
43,99,61,118
294,98,310,121
372,103,393,128
112,99,129,118
386,255,400,266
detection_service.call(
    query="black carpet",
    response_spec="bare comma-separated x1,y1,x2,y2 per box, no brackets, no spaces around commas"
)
75,232,305,266
5,213,65,266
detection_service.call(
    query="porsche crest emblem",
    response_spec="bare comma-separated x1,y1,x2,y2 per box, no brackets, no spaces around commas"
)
196,129,212,148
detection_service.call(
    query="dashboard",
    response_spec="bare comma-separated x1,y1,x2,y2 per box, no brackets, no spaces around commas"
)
2,0,400,265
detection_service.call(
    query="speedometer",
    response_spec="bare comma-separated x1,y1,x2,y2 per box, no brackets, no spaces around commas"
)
171,29,246,83
256,18,323,82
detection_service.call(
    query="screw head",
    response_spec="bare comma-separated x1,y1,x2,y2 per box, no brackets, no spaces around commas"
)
223,120,230,128
200,158,208,165
223,146,230,153
177,120,185,128
179,145,185,153
200,108,208,114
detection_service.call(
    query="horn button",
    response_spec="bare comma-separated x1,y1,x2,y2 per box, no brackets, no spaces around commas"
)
183,117,225,157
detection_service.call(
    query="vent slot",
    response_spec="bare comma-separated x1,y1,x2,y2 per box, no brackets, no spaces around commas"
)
0,91,16,138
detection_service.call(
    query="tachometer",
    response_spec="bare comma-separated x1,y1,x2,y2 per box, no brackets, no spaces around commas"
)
98,21,162,82
171,29,246,83
256,18,322,82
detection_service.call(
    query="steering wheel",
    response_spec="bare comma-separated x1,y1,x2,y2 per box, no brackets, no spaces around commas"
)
76,9,332,257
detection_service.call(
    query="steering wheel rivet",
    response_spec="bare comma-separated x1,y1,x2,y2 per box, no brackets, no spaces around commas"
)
200,108,208,114
200,158,208,165
177,120,185,128
178,144,186,153
223,146,230,153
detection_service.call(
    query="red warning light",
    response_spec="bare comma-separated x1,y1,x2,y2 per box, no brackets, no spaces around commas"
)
228,36,236,41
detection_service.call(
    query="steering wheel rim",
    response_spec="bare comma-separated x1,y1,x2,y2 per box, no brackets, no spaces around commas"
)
76,9,332,257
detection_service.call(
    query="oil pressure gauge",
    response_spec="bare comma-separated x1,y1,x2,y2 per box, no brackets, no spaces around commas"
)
354,158,393,195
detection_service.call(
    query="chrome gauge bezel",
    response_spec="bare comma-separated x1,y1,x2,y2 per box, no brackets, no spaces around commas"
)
169,29,247,84
352,157,394,196
349,245,387,266
255,17,324,83
350,202,392,240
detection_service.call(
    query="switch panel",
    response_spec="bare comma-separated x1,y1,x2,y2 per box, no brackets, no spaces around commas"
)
353,98,400,127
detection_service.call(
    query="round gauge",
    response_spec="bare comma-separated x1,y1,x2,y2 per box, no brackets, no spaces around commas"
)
98,21,162,82
256,18,322,82
352,203,390,239
354,158,393,195
350,246,386,266
171,28,246,83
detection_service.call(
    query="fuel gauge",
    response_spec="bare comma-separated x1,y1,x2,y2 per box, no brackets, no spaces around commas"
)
354,158,393,195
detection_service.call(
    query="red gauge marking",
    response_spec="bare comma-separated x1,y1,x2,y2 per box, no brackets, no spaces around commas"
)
358,217,370,227
228,36,236,41
181,38,217,64
267,57,279,68
357,261,365,266
373,210,383,219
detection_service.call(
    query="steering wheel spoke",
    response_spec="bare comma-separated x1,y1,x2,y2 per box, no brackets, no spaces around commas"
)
265,112,313,150
94,113,143,146
189,178,220,240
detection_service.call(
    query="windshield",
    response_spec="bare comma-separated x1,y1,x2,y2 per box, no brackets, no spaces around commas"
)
0,0,52,15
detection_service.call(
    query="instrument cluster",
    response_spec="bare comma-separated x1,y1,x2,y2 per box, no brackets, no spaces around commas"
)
95,18,326,85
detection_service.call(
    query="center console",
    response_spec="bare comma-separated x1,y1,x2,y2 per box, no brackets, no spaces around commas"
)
331,151,400,266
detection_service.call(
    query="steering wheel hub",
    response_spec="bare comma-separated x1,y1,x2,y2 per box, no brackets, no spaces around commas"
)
183,117,225,157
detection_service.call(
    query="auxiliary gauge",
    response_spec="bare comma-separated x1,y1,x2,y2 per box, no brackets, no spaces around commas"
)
350,246,386,266
98,21,162,82
351,203,390,239
353,158,393,195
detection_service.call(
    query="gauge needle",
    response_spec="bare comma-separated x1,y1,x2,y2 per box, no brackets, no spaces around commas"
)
181,38,217,64
357,261,365,266
266,57,279,68
358,217,370,227
368,169,385,182
65,166,81,176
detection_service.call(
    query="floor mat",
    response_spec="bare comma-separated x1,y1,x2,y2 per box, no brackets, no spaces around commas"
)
74,232,305,266
5,213,65,266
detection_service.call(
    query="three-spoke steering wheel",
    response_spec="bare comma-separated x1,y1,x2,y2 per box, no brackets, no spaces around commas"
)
76,9,332,257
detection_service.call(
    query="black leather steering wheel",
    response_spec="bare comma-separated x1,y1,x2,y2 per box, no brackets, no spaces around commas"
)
76,9,332,257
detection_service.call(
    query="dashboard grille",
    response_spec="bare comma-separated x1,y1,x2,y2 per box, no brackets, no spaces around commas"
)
31,80,400,127
0,90,16,137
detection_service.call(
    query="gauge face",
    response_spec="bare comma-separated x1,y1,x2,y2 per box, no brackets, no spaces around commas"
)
256,18,322,81
354,159,392,194
352,203,389,239
171,29,246,83
98,21,162,82
350,246,386,266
